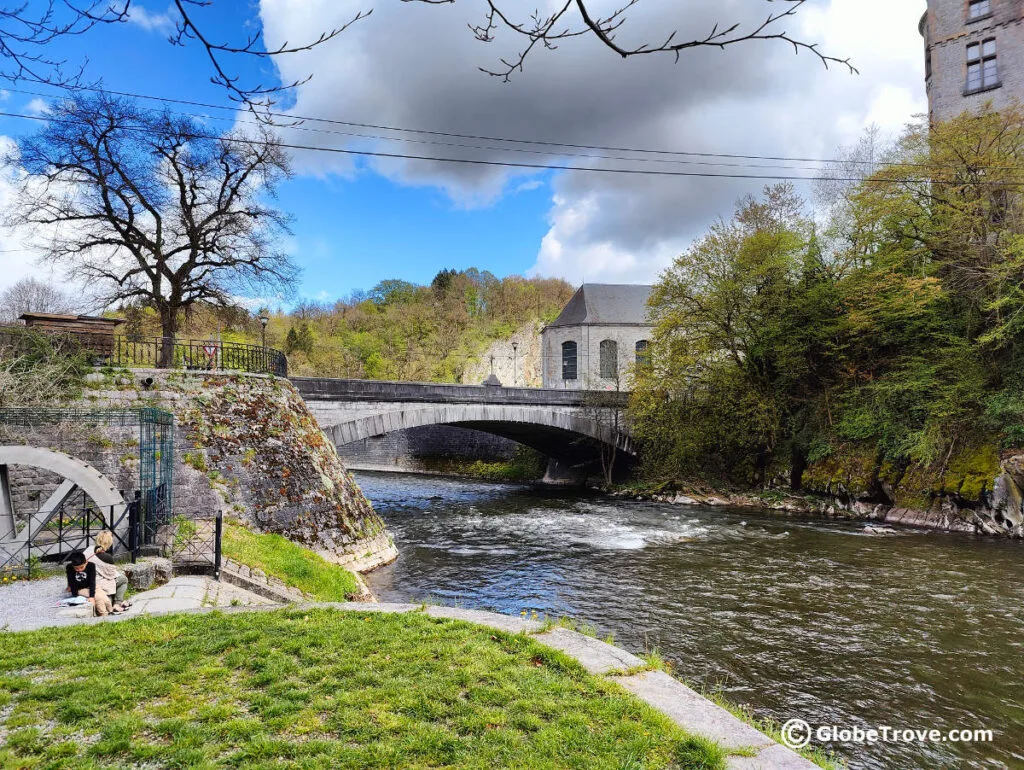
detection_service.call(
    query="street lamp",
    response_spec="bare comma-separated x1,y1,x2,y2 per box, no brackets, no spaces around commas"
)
511,341,518,387
259,314,269,350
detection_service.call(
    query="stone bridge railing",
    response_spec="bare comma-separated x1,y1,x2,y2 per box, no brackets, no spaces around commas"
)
291,377,631,408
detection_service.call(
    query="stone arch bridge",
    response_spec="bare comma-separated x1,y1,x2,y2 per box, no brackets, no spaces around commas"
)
293,378,634,478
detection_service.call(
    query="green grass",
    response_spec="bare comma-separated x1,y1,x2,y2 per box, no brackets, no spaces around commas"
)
0,609,727,769
221,522,361,600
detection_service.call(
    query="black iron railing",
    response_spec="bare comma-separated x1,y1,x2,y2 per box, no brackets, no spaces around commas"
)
0,503,141,578
0,326,287,376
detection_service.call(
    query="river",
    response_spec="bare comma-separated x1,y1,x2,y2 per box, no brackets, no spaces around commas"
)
355,471,1024,770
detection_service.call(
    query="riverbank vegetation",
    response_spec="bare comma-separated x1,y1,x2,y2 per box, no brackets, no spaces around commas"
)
631,108,1024,506
222,521,361,600
419,445,548,482
0,608,727,769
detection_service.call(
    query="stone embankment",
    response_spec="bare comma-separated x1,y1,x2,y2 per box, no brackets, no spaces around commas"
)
618,447,1024,539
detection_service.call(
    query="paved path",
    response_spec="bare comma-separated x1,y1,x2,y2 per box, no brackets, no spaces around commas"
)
0,575,273,633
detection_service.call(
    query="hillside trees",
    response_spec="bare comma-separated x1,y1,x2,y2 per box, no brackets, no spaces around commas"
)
277,270,573,382
633,107,1024,489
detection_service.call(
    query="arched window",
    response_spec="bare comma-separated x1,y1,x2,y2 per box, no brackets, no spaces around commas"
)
599,339,618,379
635,339,651,367
561,341,578,380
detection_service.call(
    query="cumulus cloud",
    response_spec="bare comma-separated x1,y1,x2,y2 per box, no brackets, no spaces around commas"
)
259,0,927,284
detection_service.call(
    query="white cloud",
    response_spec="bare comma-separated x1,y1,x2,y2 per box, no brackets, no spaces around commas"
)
258,0,928,284
24,98,49,117
126,4,176,35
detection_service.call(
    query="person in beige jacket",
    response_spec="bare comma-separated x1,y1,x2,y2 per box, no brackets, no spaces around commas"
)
86,530,130,613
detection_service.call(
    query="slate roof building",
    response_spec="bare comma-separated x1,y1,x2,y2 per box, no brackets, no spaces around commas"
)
540,283,653,389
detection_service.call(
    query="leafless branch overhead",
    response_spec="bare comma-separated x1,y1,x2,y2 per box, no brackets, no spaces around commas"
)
404,0,856,81
0,0,852,116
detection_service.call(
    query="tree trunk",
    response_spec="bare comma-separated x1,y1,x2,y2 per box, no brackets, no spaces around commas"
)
754,448,769,488
158,304,178,369
790,446,807,491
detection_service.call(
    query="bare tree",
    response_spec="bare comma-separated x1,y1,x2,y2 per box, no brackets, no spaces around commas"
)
5,93,298,365
0,1,851,114
0,277,84,321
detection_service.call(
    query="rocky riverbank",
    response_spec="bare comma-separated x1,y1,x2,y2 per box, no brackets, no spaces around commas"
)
613,447,1024,538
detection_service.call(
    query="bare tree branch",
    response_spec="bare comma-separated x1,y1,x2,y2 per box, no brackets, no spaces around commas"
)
404,0,856,81
0,0,852,116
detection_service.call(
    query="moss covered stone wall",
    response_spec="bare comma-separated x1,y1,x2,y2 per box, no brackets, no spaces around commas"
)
801,441,1023,536
78,368,397,571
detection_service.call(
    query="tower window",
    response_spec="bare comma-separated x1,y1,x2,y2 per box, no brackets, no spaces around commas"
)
561,341,578,380
599,339,618,379
968,0,991,21
635,340,651,367
966,38,999,93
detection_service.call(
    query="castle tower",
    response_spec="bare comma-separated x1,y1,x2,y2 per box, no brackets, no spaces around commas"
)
921,0,1024,122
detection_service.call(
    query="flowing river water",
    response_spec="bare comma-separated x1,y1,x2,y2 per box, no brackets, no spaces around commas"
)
355,471,1024,770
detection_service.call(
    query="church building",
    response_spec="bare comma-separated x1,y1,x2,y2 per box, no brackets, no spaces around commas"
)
540,284,653,390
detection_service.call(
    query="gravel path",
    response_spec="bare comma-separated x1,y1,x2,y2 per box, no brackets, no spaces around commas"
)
0,576,80,632
0,574,274,633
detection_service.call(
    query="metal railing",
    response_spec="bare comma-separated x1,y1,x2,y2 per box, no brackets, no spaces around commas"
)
0,502,142,578
0,326,287,377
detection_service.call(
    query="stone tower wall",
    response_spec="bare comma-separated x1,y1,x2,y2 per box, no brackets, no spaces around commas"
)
922,0,1024,122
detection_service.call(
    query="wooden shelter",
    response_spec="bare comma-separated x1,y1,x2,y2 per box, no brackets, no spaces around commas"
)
19,313,125,362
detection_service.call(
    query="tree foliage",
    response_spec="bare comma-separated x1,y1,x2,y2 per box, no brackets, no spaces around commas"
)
632,107,1024,489
117,269,574,384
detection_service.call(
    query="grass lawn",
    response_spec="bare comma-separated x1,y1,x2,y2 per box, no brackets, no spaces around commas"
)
0,608,726,769
221,521,361,600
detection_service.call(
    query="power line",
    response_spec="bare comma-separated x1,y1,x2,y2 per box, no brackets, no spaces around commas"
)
0,78,930,172
3,106,1021,186
0,86,841,173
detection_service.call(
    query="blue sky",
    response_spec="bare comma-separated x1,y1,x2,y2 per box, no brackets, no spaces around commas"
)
0,0,928,306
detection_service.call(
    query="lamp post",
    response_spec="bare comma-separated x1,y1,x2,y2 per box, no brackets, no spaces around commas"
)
511,341,518,387
259,314,269,352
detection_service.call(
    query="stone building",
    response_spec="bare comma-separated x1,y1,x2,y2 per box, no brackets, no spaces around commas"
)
921,0,1024,123
540,284,653,390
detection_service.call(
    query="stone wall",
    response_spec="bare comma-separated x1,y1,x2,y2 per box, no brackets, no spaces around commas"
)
0,417,159,528
6,466,63,519
540,324,652,390
923,0,1024,122
2,369,397,572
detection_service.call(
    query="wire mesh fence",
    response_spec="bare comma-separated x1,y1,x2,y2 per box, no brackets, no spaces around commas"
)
0,407,179,575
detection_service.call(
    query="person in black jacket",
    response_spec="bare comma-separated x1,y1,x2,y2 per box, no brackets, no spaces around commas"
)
65,550,97,610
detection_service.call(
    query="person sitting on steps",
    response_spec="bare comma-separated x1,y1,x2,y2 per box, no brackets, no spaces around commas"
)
87,531,130,614
65,551,111,616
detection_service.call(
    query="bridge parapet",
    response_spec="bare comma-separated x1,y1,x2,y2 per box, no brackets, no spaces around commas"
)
292,377,630,408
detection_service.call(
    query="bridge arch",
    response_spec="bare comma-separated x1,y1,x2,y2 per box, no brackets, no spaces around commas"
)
319,404,634,463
